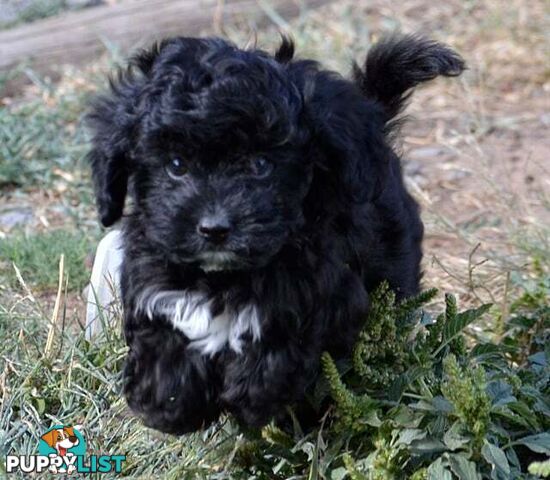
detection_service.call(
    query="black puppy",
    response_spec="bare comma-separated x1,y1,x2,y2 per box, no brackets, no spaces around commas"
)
87,34,464,434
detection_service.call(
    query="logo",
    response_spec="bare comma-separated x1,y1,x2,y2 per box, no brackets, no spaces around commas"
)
5,425,125,475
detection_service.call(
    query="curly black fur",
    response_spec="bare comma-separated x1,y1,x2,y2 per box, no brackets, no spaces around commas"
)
87,34,464,433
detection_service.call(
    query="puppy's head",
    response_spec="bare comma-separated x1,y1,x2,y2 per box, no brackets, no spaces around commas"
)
89,38,316,271
87,36,463,272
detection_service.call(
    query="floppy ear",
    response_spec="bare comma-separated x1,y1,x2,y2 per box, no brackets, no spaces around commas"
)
87,72,142,227
86,40,174,227
41,429,58,447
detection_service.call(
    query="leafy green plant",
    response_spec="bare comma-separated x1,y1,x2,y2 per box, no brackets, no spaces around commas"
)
221,282,549,479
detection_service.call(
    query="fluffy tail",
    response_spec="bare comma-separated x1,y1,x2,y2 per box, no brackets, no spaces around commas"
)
354,34,465,120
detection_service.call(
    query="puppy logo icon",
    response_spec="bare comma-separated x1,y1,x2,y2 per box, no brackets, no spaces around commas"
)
38,425,86,474
5,423,125,474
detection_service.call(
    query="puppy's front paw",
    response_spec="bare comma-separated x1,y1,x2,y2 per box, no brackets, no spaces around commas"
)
123,326,222,434
221,344,317,427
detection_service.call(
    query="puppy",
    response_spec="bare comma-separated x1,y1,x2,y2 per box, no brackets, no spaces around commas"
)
87,34,464,433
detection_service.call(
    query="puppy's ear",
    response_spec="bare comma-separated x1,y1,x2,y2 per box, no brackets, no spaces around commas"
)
87,40,171,227
353,34,465,121
87,72,142,227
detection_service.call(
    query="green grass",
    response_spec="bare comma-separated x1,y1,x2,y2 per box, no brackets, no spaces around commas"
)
0,83,91,188
0,291,239,479
0,229,93,292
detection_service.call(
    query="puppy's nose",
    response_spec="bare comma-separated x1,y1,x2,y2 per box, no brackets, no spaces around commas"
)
197,216,231,243
69,436,78,443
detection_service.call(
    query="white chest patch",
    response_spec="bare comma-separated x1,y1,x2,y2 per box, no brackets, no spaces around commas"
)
135,288,261,355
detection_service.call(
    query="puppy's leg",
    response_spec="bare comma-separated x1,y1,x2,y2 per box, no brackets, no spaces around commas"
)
123,320,221,434
220,327,322,427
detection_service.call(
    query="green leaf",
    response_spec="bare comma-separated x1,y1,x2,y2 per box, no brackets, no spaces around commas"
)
307,427,324,480
505,448,522,476
435,304,492,356
410,438,447,455
448,453,482,480
445,304,492,341
482,442,511,480
533,398,550,418
363,410,382,428
294,440,316,458
389,366,429,401
486,381,516,408
507,401,540,430
470,343,503,357
493,406,533,430
427,457,452,480
391,405,424,428
516,432,550,455
432,396,455,413
411,397,454,414
322,438,345,472
528,351,547,368
444,422,470,451
388,374,408,401
398,428,426,446
34,397,46,415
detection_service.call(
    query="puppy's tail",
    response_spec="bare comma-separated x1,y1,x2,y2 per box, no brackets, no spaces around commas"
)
354,34,465,120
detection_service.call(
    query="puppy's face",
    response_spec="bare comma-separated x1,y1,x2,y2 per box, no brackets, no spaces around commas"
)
129,41,313,271
138,148,311,272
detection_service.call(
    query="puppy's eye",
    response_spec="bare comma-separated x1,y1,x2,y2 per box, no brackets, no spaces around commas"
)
166,157,188,178
250,157,273,178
